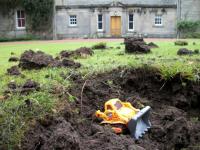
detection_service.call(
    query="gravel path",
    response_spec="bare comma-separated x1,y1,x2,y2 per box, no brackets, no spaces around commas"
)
0,38,178,46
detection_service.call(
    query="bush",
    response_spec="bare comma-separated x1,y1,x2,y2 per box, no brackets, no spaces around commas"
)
177,20,200,38
184,32,200,39
92,42,107,49
175,41,188,46
0,35,40,42
22,0,54,31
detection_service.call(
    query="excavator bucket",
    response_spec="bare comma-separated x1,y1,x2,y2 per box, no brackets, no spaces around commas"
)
127,106,151,139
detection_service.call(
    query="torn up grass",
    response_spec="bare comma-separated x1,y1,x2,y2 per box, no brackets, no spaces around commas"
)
0,39,200,149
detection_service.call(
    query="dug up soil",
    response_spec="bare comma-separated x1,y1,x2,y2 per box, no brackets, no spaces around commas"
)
21,67,200,150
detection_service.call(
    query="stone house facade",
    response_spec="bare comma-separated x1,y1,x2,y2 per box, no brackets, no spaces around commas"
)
0,0,200,39
54,0,177,39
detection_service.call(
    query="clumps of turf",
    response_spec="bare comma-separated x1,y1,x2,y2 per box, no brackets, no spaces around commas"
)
148,42,159,48
5,79,40,95
8,56,19,62
18,50,81,70
175,41,188,46
19,50,56,69
62,59,81,68
92,42,107,50
60,47,93,58
7,66,21,76
177,48,199,55
124,37,151,53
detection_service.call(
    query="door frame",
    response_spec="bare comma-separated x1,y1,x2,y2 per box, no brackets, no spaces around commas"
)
110,16,122,37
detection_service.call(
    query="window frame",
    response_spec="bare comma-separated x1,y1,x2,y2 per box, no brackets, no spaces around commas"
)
154,15,163,26
16,10,26,29
128,14,134,31
69,15,77,27
97,14,103,31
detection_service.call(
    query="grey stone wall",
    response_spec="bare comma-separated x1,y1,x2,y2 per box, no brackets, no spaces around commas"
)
0,8,27,38
54,7,177,39
178,0,200,21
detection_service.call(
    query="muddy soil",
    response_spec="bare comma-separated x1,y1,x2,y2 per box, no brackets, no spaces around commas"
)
147,42,159,48
8,56,19,62
21,67,200,150
4,79,40,95
124,38,150,53
60,47,93,59
19,50,80,70
7,66,21,76
177,48,195,55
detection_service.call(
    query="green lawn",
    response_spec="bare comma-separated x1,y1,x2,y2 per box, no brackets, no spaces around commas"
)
0,39,200,149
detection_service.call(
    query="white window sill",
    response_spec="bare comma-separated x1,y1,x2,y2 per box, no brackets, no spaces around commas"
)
97,29,104,32
128,29,134,32
154,24,163,28
68,25,78,28
16,27,26,30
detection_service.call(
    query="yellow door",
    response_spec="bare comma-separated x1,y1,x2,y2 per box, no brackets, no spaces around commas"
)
111,16,121,37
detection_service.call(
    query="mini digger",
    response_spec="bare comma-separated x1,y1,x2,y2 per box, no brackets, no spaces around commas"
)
95,98,151,139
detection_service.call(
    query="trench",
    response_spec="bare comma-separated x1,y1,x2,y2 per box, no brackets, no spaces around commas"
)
21,67,200,150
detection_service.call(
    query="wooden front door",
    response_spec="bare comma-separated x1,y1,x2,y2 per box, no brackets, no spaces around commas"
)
110,16,121,37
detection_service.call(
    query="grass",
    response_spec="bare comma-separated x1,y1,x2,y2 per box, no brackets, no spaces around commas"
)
0,39,200,149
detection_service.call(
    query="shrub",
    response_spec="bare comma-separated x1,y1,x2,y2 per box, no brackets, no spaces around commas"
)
92,42,107,49
184,32,200,39
0,35,40,42
22,0,54,31
177,20,200,38
175,41,188,46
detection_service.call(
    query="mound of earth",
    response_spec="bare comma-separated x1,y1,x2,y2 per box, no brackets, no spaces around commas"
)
92,42,107,50
19,50,56,69
75,47,93,57
60,47,93,58
19,50,81,70
62,59,81,68
177,48,198,55
175,41,188,46
147,42,159,48
5,79,40,95
8,56,19,62
124,38,150,53
7,66,21,76
21,67,200,150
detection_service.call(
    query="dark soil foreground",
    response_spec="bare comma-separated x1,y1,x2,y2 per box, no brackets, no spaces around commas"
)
21,67,200,150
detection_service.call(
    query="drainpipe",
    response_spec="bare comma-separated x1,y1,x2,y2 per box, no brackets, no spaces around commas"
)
177,0,182,39
53,0,57,40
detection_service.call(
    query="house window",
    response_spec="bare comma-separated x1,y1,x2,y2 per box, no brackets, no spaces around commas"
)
69,15,77,26
155,15,162,26
98,14,103,31
16,10,25,29
128,14,134,31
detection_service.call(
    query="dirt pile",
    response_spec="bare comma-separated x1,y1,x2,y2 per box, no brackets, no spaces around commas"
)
60,47,93,58
8,56,19,62
75,47,93,57
62,59,81,68
21,68,200,150
175,41,188,46
22,117,81,150
7,66,21,76
147,42,159,48
5,79,40,95
19,50,56,69
177,48,199,55
92,42,107,50
19,50,81,70
124,38,150,53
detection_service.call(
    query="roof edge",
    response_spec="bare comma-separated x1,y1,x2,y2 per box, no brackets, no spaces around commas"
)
56,4,177,10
